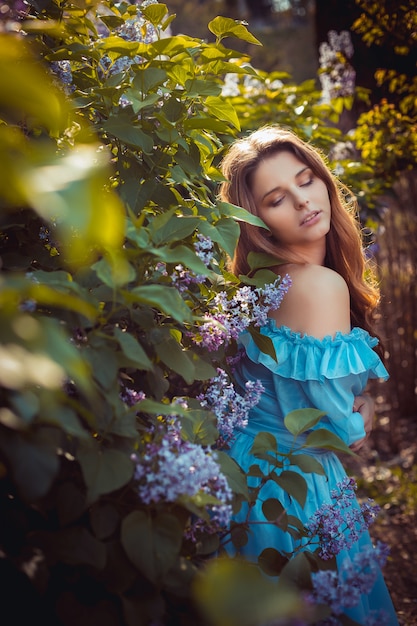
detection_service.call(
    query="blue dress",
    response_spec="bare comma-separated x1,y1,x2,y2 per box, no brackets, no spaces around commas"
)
226,321,399,625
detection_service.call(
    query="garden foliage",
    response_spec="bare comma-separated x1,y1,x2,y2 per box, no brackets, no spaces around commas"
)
0,1,387,625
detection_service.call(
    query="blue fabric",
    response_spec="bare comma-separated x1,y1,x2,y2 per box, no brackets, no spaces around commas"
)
226,322,399,625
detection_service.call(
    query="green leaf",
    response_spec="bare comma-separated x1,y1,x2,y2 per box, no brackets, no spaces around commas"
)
28,283,97,320
84,344,119,390
240,269,280,288
77,446,134,502
262,498,285,522
114,327,153,371
218,201,268,228
92,256,136,288
122,90,161,115
246,251,283,270
89,502,120,541
212,217,241,259
153,332,196,384
97,35,140,54
288,453,326,476
204,96,241,130
247,464,265,478
155,244,211,276
136,398,189,417
181,409,219,446
129,284,192,323
103,117,154,153
140,2,168,26
194,557,301,626
132,66,167,93
121,510,182,583
216,451,249,498
0,34,70,135
284,408,326,436
278,551,313,590
230,524,249,549
208,16,262,45
248,327,277,362
149,214,201,246
186,352,217,381
258,548,289,577
304,429,355,455
185,78,222,98
0,427,60,501
250,431,278,456
271,470,307,508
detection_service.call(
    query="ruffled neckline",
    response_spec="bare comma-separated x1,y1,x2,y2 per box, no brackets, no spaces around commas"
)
238,321,388,383
263,319,379,348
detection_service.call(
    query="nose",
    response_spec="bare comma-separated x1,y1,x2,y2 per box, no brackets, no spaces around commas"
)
293,190,309,210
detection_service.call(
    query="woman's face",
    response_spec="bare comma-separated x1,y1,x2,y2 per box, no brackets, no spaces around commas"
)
250,150,331,260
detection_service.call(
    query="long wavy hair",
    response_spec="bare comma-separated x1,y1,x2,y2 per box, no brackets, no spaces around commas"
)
219,125,382,343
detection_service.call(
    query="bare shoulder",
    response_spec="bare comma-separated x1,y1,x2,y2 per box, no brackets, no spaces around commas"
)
294,264,349,295
271,264,351,338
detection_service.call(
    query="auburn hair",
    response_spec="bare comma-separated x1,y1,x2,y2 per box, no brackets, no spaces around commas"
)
218,125,382,344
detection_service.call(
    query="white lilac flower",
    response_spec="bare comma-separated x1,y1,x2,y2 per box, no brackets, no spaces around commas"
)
319,30,356,103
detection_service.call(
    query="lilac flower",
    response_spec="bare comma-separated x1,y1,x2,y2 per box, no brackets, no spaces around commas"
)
194,233,215,266
120,387,146,407
171,264,206,293
305,477,380,560
132,416,233,533
50,60,74,94
197,368,264,446
193,275,291,351
309,542,390,623
319,30,356,103
193,318,229,353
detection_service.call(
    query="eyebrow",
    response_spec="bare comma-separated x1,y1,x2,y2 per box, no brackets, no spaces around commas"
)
261,166,311,201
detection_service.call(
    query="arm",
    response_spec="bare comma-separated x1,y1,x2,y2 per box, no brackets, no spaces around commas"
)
350,394,375,452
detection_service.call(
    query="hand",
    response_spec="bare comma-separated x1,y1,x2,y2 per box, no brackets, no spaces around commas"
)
349,393,375,453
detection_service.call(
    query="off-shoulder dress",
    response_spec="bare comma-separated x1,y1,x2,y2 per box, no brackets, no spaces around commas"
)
226,321,399,625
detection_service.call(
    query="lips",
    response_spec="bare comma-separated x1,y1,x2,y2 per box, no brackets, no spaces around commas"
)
300,210,321,226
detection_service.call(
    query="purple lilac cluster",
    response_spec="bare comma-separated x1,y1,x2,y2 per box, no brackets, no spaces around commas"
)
171,264,206,293
309,541,390,625
194,274,292,352
197,368,264,446
194,233,215,267
50,60,74,95
153,235,215,293
305,477,381,560
120,387,146,406
132,415,233,531
319,30,356,103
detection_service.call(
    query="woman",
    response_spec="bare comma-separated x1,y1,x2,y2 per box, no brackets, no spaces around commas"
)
219,126,398,624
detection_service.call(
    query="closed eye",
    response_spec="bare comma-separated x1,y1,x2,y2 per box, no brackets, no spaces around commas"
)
271,195,285,207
